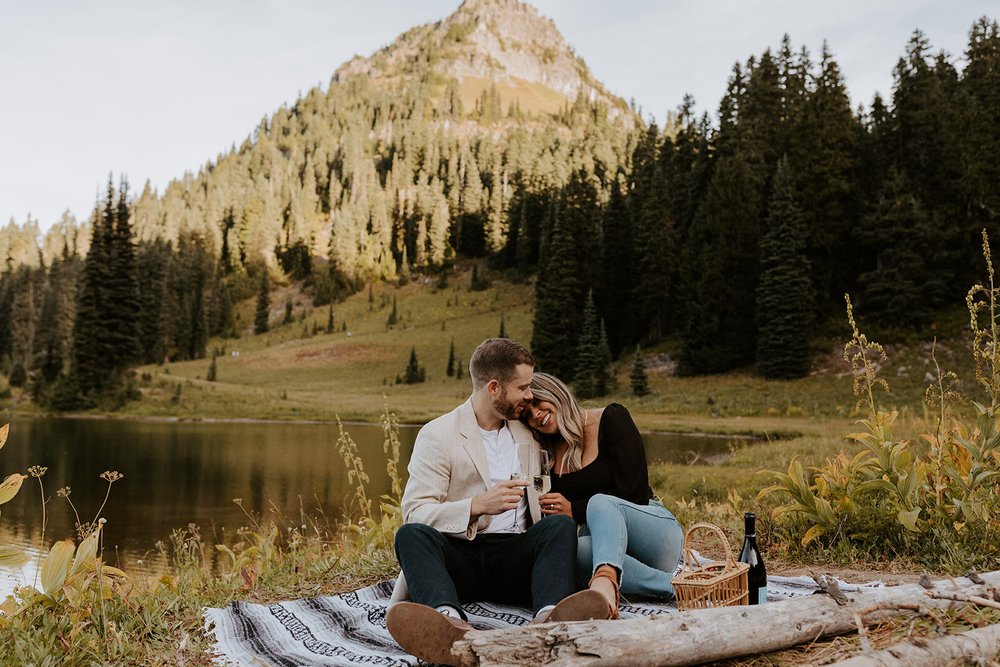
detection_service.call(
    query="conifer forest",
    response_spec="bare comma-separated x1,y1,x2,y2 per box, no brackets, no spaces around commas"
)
1,9,998,408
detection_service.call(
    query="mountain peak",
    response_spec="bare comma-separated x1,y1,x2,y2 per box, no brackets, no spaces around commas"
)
334,0,628,118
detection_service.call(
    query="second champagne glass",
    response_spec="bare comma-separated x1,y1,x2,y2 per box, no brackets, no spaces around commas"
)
534,449,551,495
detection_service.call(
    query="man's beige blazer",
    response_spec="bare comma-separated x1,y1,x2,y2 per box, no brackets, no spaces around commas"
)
389,398,543,604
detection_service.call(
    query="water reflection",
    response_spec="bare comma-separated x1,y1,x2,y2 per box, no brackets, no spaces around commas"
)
0,418,419,581
0,416,750,595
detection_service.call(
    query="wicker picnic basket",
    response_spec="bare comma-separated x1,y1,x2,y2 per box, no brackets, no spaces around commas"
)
673,522,750,611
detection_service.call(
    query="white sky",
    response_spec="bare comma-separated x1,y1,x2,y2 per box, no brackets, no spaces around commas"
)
1,0,995,233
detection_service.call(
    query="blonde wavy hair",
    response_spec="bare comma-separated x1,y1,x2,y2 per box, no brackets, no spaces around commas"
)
526,372,587,473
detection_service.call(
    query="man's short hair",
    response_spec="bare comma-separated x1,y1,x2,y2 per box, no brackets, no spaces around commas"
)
469,338,534,389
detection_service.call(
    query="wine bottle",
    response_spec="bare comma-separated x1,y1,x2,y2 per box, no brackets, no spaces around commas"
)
739,512,767,604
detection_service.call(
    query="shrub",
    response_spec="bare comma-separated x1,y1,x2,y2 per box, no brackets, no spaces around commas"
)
760,231,1000,572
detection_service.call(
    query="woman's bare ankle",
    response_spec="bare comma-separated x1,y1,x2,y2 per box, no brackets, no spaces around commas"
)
590,577,616,605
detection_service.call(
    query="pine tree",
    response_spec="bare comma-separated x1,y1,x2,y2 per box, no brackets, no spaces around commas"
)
961,18,1000,251
531,175,589,379
283,299,294,325
599,177,636,356
254,271,270,334
596,319,613,395
856,168,938,328
73,181,130,397
446,337,456,376
755,158,813,379
789,43,860,304
679,153,763,375
326,304,334,333
630,345,650,396
573,291,602,398
456,357,463,380
207,352,217,382
403,346,426,383
498,314,506,338
470,263,490,291
398,246,411,286
634,150,675,341
65,177,142,399
387,295,398,326
107,177,142,367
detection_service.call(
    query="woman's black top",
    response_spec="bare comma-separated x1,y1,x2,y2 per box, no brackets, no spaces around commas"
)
549,403,654,525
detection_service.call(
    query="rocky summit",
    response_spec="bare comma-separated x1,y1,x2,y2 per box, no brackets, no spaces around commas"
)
333,0,631,119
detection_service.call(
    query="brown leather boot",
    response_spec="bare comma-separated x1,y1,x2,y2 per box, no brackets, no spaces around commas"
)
386,602,472,665
588,564,621,620
530,588,614,624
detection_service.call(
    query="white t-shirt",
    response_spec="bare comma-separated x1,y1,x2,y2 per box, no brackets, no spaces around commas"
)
479,423,527,534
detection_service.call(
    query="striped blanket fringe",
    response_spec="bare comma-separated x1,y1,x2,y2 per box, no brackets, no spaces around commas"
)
203,575,883,666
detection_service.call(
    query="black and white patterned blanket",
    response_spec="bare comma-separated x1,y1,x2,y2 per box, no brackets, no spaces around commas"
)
203,575,882,666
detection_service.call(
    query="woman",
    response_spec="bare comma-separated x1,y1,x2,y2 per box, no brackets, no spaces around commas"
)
523,372,683,618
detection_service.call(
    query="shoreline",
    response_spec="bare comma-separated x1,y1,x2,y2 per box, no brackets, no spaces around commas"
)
0,408,800,440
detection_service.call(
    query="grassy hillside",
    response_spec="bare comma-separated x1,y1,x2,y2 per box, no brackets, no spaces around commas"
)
102,263,975,434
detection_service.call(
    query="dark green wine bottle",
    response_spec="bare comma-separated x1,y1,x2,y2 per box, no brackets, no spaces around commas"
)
739,512,767,604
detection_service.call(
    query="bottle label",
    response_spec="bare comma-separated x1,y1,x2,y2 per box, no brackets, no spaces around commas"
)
756,586,767,604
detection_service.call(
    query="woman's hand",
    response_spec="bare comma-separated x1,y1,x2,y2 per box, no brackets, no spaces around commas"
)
539,492,571,517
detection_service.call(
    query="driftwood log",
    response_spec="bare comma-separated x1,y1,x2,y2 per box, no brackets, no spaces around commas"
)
451,571,1000,667
831,622,1000,666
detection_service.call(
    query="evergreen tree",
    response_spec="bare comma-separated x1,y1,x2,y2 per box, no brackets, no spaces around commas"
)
679,153,763,374
387,295,398,326
856,168,939,328
629,346,650,396
326,304,334,333
254,271,270,334
789,43,861,306
403,346,426,383
71,178,124,396
0,271,13,367
634,146,675,340
573,291,604,398
961,18,1000,247
531,190,583,379
8,362,26,387
162,234,211,361
446,337,456,376
596,320,613,395
398,246,411,286
755,158,813,379
599,176,636,356
207,352,217,382
455,357,463,380
886,31,963,295
498,314,506,338
107,177,142,367
215,280,236,338
283,299,294,325
470,263,490,291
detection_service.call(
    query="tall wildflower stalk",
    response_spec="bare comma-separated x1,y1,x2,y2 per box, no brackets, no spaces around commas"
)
967,229,1000,410
380,397,403,504
28,465,48,589
335,417,371,520
843,295,889,422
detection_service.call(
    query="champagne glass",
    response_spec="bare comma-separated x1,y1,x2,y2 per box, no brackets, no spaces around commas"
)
509,472,531,497
534,449,551,495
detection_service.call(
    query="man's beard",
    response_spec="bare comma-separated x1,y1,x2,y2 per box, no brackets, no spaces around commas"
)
491,391,524,420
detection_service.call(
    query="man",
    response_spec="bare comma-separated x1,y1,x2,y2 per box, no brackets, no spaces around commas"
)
386,338,609,665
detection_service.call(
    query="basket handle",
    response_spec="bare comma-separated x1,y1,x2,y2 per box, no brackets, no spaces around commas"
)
680,522,740,573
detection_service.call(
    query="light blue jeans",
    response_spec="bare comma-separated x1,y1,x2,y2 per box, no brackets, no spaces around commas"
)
577,494,684,600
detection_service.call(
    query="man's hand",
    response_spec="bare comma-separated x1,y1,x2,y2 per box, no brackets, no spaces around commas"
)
471,480,528,519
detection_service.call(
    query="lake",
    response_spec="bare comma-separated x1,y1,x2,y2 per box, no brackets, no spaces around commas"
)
0,416,745,592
